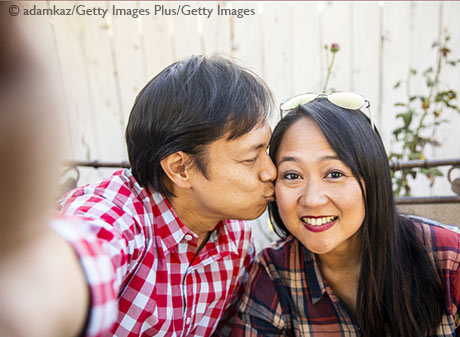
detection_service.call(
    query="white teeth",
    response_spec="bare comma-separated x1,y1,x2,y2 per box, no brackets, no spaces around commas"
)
302,216,336,226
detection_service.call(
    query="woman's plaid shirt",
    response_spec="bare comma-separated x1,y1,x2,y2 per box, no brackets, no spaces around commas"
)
231,217,460,336
53,169,255,337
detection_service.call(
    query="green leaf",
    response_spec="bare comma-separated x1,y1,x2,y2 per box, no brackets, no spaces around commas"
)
392,127,405,139
399,112,413,127
393,81,401,89
423,67,433,75
428,168,443,176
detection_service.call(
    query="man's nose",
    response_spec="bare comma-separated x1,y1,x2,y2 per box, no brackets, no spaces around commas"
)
259,153,277,182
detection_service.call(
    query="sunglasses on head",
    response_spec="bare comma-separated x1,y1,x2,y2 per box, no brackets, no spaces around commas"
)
279,91,374,130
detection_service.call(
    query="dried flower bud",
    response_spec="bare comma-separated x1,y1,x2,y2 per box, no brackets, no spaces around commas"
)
440,47,451,57
331,43,340,53
422,98,430,110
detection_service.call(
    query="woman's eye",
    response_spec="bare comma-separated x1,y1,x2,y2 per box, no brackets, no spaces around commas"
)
327,171,344,179
283,173,300,180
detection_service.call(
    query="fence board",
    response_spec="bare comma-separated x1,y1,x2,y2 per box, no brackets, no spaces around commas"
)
381,1,412,150
110,2,147,135
261,3,294,125
141,4,175,80
231,2,264,81
290,2,322,96
350,2,381,127
432,1,460,195
320,1,352,92
75,2,126,162
52,4,102,162
201,1,231,56
168,2,204,59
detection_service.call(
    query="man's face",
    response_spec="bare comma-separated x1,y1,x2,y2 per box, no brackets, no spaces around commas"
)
187,121,276,223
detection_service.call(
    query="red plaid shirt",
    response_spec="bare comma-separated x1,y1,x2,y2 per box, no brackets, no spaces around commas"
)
54,169,255,337
231,217,460,336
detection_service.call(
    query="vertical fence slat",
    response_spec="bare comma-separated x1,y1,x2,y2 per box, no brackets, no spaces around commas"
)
320,1,352,92
141,4,176,79
75,1,125,163
260,3,293,125
110,3,147,138
201,1,231,57
290,2,322,95
168,2,203,60
350,2,380,128
231,2,265,83
381,1,412,149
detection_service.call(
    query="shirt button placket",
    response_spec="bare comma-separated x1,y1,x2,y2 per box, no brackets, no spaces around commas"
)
182,267,194,336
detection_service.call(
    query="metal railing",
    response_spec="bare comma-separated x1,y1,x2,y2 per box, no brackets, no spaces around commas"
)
61,158,460,204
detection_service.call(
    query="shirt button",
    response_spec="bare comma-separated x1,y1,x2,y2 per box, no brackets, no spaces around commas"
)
186,317,191,325
184,234,193,241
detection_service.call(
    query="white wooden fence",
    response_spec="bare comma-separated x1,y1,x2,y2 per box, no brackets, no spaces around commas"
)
17,1,460,196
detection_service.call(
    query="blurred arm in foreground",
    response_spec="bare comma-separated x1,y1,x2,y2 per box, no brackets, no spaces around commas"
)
0,4,89,337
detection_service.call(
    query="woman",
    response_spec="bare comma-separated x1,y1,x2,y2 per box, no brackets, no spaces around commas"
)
231,93,460,336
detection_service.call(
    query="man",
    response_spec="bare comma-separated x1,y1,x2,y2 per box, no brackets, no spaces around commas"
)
55,55,277,336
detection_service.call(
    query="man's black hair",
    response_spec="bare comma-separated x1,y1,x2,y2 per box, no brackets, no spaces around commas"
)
125,55,273,198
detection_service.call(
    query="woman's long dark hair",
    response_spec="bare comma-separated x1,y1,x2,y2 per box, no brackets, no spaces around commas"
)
269,98,444,336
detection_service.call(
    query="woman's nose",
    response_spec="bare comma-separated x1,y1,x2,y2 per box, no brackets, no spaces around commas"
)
298,179,328,207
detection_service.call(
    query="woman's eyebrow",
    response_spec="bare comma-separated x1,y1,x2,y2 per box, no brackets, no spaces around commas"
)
277,154,341,165
319,155,341,162
278,156,297,165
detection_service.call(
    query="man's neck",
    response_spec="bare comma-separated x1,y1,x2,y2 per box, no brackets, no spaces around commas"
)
167,195,219,249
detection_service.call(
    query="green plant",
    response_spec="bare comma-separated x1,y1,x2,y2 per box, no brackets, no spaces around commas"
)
390,31,460,196
323,43,339,91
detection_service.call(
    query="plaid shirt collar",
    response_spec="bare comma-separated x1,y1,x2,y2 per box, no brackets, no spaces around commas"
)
301,242,354,307
301,243,328,304
146,188,239,257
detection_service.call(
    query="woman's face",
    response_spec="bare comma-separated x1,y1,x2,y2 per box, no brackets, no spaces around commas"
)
274,117,365,256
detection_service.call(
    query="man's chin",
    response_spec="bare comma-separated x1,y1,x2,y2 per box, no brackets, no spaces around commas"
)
234,204,268,221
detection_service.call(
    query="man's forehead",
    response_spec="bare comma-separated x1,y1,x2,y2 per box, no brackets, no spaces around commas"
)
224,122,272,152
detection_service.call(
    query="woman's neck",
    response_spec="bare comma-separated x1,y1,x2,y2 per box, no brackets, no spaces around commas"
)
316,231,363,315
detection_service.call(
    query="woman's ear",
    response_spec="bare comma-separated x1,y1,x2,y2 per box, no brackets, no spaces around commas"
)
160,151,193,189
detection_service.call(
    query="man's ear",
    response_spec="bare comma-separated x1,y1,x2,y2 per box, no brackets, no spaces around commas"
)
160,151,193,189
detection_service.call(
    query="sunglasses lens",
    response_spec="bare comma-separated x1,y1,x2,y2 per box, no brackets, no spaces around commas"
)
280,93,318,111
328,92,365,110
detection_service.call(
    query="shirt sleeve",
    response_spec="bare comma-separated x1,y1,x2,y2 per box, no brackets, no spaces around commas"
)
52,191,145,336
51,218,119,337
229,252,287,337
